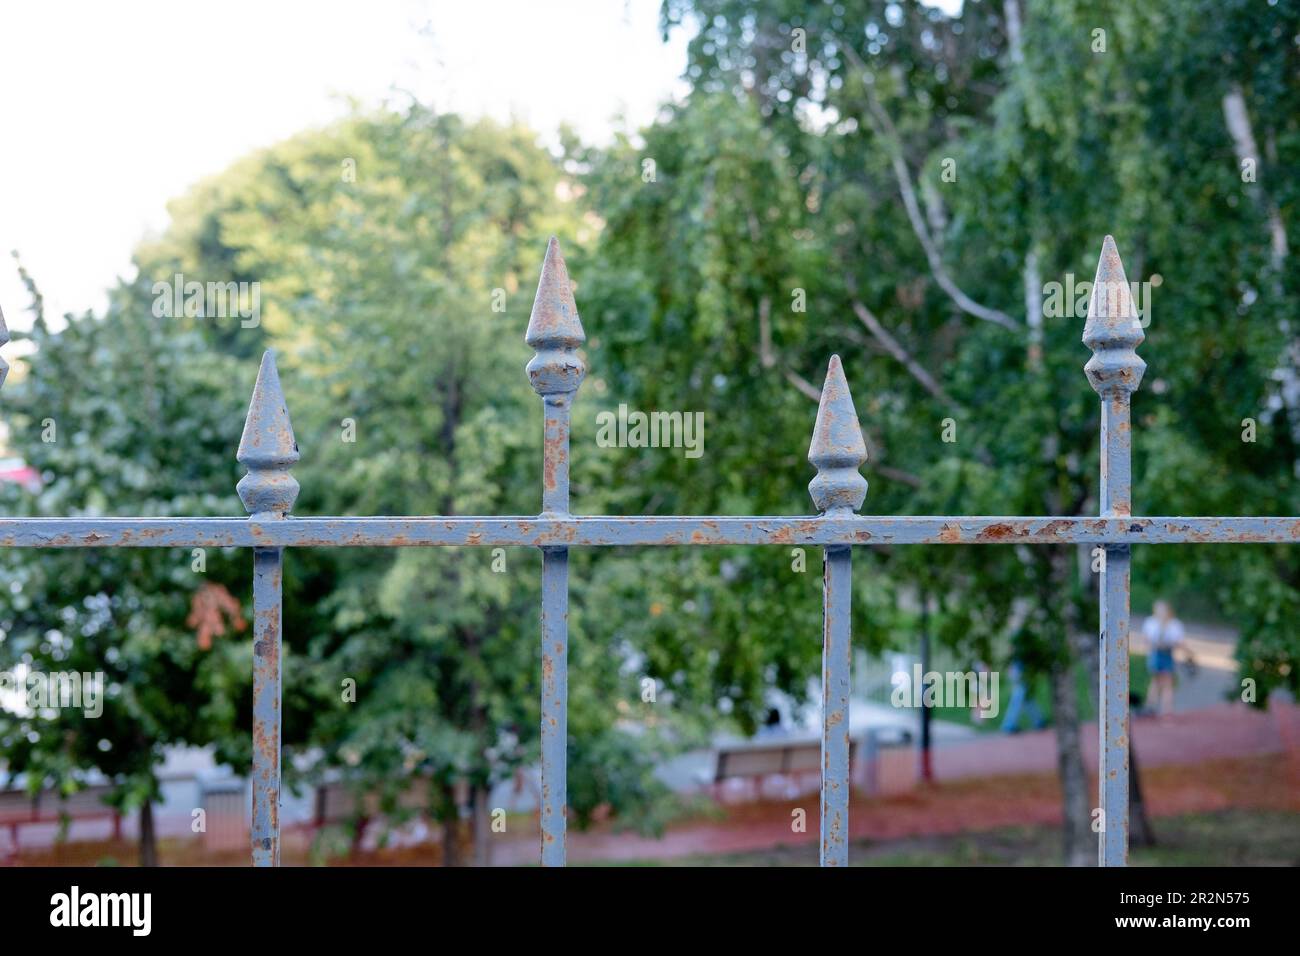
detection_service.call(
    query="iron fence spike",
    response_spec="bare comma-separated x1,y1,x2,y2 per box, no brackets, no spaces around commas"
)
808,354,868,514
525,237,586,396
237,350,299,516
1084,236,1146,397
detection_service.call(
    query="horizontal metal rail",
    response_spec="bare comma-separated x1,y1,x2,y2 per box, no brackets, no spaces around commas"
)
0,515,1293,548
2,235,1295,867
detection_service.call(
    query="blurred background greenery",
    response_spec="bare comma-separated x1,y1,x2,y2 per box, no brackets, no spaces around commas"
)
0,0,1296,866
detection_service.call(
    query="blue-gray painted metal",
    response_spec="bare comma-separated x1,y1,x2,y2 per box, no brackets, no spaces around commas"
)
0,237,1296,868
538,545,569,866
1084,236,1145,867
0,515,1293,549
250,546,283,867
526,237,585,866
809,355,867,866
237,351,298,867
819,545,852,865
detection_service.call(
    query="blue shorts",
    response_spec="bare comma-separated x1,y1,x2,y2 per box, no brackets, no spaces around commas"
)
1149,649,1175,673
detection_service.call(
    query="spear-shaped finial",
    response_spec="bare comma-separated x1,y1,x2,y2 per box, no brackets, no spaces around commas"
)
525,237,586,396
808,355,868,515
1083,235,1146,398
0,304,10,391
237,350,299,516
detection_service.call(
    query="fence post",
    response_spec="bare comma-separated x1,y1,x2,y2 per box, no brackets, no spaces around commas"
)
526,238,586,867
1083,236,1145,867
808,355,868,867
237,350,300,867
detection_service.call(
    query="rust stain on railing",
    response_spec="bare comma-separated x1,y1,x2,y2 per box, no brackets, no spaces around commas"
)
0,236,1296,867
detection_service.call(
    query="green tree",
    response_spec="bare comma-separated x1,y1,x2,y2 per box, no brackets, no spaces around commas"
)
596,0,1300,864
125,105,683,863
0,260,253,865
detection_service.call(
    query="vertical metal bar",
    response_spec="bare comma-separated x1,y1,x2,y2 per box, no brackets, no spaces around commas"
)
807,355,868,867
236,350,300,867
251,546,283,867
1099,538,1131,866
1083,237,1144,868
540,396,572,868
820,544,852,866
525,239,586,867
1099,392,1135,867
539,543,569,866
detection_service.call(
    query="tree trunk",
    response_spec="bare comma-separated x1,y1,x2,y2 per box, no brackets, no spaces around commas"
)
1045,548,1091,866
1128,738,1157,848
439,782,461,867
918,595,933,783
471,783,491,867
441,818,461,867
1048,657,1091,866
138,801,157,867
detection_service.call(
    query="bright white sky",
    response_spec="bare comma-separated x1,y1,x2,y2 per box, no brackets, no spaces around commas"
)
0,0,963,332
0,0,691,328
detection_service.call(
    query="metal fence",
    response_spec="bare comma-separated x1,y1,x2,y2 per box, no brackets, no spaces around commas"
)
2,235,1296,867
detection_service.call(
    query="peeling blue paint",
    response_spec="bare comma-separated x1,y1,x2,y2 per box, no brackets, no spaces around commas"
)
0,237,1294,867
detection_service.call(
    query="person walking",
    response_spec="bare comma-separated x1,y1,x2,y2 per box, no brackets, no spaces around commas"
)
1000,658,1046,733
1142,600,1185,716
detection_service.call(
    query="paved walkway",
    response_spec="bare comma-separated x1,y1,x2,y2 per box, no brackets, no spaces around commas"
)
8,699,1296,865
488,699,1299,864
931,700,1296,781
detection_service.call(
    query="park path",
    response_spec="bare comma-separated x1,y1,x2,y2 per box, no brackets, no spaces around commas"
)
931,701,1294,780
487,699,1299,864
7,698,1295,865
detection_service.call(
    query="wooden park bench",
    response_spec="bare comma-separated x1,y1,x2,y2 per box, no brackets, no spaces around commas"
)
0,784,121,859
712,726,913,800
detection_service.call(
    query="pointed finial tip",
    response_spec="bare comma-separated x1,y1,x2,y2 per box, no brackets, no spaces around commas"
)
541,235,562,265
525,236,586,395
237,350,300,514
1092,235,1129,282
821,354,850,395
1083,235,1145,397
808,355,868,514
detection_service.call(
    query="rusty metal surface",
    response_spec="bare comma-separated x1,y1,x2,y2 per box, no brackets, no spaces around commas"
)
526,238,585,867
0,237,1296,868
236,351,300,518
237,352,296,867
0,515,1292,548
1085,237,1145,867
810,356,865,866
250,546,283,867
